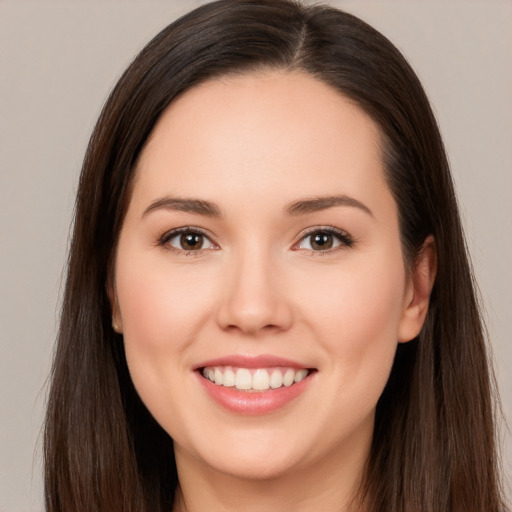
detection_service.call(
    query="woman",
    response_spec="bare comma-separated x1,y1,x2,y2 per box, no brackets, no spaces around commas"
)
44,0,506,510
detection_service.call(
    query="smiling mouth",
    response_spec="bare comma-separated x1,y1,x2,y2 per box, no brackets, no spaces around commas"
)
200,366,315,392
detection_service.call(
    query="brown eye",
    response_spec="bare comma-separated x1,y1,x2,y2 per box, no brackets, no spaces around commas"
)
164,229,216,252
296,228,353,252
180,232,204,250
310,232,334,250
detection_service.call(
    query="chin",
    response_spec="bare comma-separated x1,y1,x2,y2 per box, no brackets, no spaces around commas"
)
175,425,310,482
206,450,303,481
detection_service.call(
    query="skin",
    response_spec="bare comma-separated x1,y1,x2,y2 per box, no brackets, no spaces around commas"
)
112,71,435,512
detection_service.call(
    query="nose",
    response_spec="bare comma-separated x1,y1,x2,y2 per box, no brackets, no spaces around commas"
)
216,247,293,336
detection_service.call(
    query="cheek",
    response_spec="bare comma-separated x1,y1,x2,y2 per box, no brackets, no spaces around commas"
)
115,255,216,385
299,252,406,390
115,259,222,438
118,252,211,335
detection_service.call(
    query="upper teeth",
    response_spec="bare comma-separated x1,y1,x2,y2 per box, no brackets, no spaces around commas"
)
202,366,309,391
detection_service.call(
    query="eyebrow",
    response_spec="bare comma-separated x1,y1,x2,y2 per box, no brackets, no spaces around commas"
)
284,195,374,217
142,196,222,218
142,194,373,219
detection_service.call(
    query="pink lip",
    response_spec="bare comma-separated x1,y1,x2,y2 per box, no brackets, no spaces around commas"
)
194,354,316,415
197,374,314,415
193,354,309,370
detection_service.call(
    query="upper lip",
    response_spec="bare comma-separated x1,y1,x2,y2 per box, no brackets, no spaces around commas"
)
193,354,312,370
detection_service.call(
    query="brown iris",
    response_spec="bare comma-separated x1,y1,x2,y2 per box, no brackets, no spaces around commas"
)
180,232,204,250
310,232,334,250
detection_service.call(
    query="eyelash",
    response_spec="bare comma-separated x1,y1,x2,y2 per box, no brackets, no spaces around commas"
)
158,227,217,255
157,226,354,255
293,226,354,254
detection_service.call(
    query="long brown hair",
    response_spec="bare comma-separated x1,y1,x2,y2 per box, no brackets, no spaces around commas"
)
44,1,505,510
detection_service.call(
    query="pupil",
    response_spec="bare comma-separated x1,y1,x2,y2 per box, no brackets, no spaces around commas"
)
312,233,333,250
181,233,202,250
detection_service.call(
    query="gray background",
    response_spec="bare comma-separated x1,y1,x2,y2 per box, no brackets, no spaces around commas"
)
1,1,511,510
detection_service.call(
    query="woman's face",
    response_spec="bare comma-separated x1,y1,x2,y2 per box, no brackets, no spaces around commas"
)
113,71,429,482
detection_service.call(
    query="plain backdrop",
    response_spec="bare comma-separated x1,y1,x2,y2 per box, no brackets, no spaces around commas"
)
1,1,511,510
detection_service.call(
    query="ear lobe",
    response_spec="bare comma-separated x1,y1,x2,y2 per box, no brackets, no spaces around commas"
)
398,235,437,343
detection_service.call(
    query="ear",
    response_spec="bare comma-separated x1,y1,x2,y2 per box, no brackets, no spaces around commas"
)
398,235,437,343
107,277,123,334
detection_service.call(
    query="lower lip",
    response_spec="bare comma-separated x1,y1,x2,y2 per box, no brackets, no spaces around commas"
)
196,372,314,415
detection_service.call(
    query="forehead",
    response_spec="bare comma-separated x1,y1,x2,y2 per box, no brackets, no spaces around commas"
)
132,70,391,214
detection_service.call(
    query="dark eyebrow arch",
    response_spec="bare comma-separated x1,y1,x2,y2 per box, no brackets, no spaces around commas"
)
285,195,373,217
142,196,222,218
